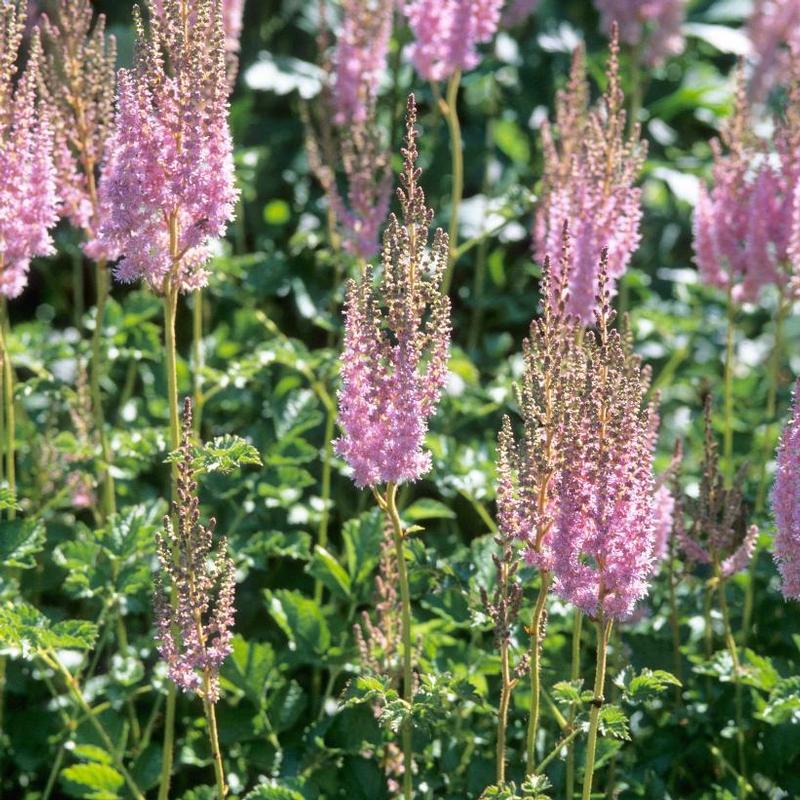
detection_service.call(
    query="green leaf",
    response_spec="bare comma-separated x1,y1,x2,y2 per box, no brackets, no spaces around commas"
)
756,676,800,725
242,783,305,800
0,486,20,512
222,635,276,704
552,680,584,706
597,704,631,741
0,603,97,655
615,668,682,703
0,518,45,569
339,675,392,710
342,510,383,585
404,498,457,522
61,762,124,799
307,545,351,600
166,434,262,475
265,589,330,659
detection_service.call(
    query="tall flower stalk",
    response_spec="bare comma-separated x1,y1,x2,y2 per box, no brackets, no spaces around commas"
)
154,398,236,799
94,1,237,794
336,95,451,800
40,0,118,518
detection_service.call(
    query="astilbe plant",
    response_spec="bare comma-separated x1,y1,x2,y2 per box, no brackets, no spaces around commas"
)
534,32,646,322
746,0,800,102
593,0,686,66
495,226,583,772
772,377,800,601
154,398,235,797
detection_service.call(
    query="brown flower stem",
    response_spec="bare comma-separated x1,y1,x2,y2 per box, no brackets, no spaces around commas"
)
90,257,116,519
496,558,513,784
440,70,463,296
0,297,15,517
581,618,613,800
203,671,228,799
526,570,552,772
386,482,413,800
565,608,583,796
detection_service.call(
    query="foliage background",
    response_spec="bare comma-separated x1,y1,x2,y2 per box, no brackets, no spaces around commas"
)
4,0,800,798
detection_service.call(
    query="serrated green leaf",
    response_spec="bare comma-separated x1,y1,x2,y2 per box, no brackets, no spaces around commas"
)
242,784,305,800
0,486,20,512
222,634,276,704
598,704,631,740
342,509,383,585
0,518,45,569
615,667,682,703
404,498,457,521
61,762,124,799
307,545,351,599
265,589,330,659
166,434,262,475
552,680,584,705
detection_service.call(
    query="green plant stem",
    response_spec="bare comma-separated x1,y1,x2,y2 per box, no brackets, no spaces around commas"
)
717,573,747,789
526,571,552,773
538,726,582,774
385,482,413,800
0,298,15,517
192,289,204,435
496,566,513,784
565,609,583,797
314,408,336,605
40,650,146,800
441,71,463,296
667,547,683,705
203,672,227,799
91,258,116,519
581,618,613,800
723,287,736,482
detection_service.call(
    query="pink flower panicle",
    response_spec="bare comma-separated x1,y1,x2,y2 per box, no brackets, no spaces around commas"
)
94,0,238,293
404,0,504,82
535,32,646,323
772,378,800,600
676,395,758,579
746,0,800,102
550,254,659,621
496,227,584,573
651,439,682,564
154,398,236,702
693,67,796,303
0,7,58,299
39,0,116,241
502,0,539,27
306,106,392,261
594,0,686,66
334,95,452,488
331,0,392,125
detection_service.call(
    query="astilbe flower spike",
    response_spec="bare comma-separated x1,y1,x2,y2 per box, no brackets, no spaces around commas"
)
550,253,660,621
38,0,116,241
154,398,236,701
94,0,237,293
593,0,687,66
676,395,759,579
693,66,797,303
0,6,58,299
746,0,800,102
772,378,800,600
534,32,646,323
404,0,504,82
334,95,451,488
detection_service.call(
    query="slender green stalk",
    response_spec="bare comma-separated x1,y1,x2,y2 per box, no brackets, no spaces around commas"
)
581,618,613,800
90,258,116,519
385,482,413,800
537,726,581,774
526,571,552,772
203,671,227,799
0,298,15,518
723,287,736,482
192,289,204,435
441,70,463,296
565,609,584,797
496,560,513,785
667,545,683,705
314,408,336,605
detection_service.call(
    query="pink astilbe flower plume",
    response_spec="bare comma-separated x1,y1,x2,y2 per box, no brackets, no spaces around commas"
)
651,441,682,564
675,395,758,579
154,398,236,701
38,0,116,242
594,0,687,66
0,5,58,299
550,254,660,621
693,67,797,303
331,0,392,125
772,378,800,600
746,0,800,102
94,0,237,294
334,95,451,488
496,226,584,572
404,0,504,81
535,32,646,323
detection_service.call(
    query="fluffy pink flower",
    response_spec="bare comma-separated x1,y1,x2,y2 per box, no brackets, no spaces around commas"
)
0,15,58,299
502,0,539,26
404,0,504,81
747,0,800,101
594,0,686,66
535,37,645,323
335,97,451,488
651,484,675,563
332,0,392,125
772,378,800,600
94,0,237,293
550,259,659,621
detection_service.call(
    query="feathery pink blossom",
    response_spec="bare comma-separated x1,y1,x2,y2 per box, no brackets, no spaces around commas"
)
404,0,504,82
335,96,451,488
0,9,58,299
154,399,236,701
746,0,800,101
332,0,392,125
550,257,659,621
502,0,539,27
93,0,237,293
772,378,800,600
535,35,646,323
651,484,675,563
594,0,686,66
693,71,796,303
